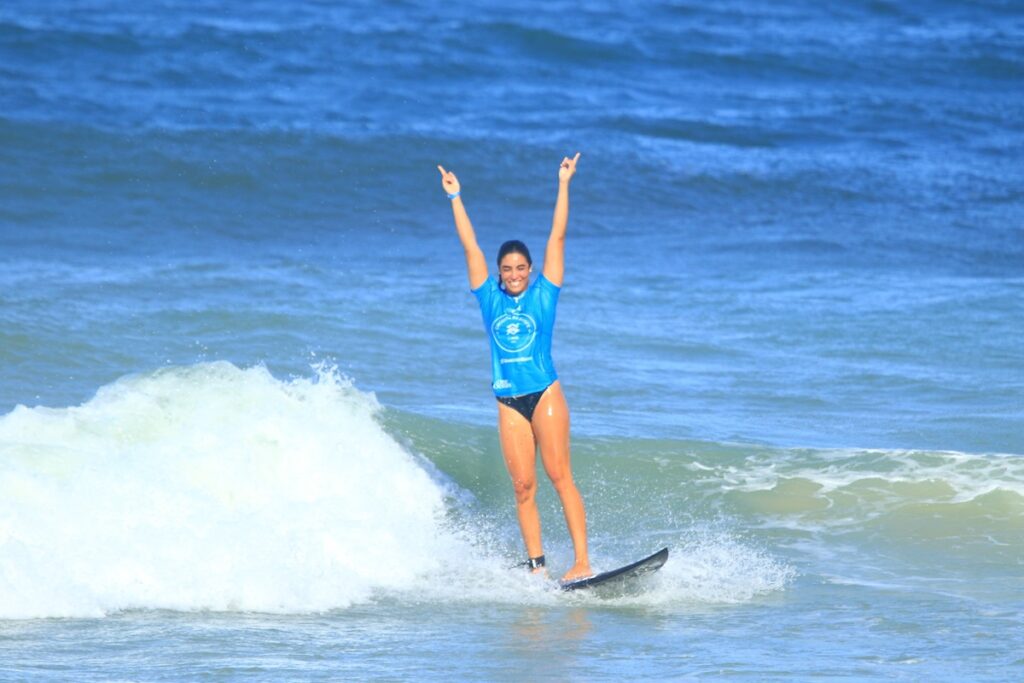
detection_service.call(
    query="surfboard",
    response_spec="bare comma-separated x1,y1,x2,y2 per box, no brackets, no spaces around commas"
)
560,547,669,592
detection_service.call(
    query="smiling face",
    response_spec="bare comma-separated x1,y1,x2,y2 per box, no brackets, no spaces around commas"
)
499,252,531,296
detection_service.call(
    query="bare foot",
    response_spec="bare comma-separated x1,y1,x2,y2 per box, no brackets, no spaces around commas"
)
560,562,592,582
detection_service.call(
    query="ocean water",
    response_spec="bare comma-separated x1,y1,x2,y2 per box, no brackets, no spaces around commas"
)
1,0,1023,680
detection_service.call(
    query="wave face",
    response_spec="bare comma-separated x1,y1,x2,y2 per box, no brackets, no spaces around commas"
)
0,364,804,618
406,415,1023,599
1,361,1020,636
0,363,458,618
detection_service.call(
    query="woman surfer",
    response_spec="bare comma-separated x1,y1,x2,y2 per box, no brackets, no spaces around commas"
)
437,153,591,582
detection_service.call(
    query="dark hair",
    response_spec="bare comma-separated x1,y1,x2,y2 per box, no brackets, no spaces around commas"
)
496,240,532,268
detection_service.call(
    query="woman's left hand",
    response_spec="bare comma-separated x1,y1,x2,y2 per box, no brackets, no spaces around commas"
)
558,152,581,183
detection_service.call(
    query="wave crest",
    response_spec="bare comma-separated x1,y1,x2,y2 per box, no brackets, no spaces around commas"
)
0,362,454,618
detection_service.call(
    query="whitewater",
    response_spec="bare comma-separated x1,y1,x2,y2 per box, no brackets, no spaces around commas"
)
0,363,795,621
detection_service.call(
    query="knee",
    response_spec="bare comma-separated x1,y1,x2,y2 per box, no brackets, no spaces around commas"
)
547,471,576,496
511,477,537,505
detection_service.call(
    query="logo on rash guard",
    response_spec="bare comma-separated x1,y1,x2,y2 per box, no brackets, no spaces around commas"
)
491,310,537,353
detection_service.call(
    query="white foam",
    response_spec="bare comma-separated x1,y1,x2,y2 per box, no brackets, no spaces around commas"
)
715,447,1024,507
0,363,804,617
652,532,796,605
398,535,795,609
0,362,463,619
583,532,796,609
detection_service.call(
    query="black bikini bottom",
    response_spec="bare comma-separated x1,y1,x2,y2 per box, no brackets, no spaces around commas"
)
496,386,550,422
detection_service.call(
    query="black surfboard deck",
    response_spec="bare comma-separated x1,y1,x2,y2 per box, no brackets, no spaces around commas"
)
560,547,669,592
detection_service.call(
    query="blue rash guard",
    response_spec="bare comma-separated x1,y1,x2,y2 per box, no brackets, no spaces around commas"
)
472,274,560,398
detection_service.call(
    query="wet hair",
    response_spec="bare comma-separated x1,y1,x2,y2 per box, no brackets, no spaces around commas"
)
496,240,532,268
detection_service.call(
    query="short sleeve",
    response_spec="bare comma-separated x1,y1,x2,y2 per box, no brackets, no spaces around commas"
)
472,276,499,304
537,274,561,295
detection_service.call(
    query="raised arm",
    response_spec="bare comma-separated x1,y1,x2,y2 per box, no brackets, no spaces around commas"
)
543,152,580,287
438,165,488,290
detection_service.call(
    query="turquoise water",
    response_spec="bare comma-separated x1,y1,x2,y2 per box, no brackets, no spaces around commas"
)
2,0,1023,680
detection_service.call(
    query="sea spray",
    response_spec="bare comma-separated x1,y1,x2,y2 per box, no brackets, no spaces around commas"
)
0,362,459,618
0,363,803,618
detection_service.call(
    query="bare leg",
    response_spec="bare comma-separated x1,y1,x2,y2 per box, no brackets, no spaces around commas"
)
532,381,591,581
497,401,544,569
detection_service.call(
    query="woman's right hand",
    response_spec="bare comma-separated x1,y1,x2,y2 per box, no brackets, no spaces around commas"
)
437,165,461,196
